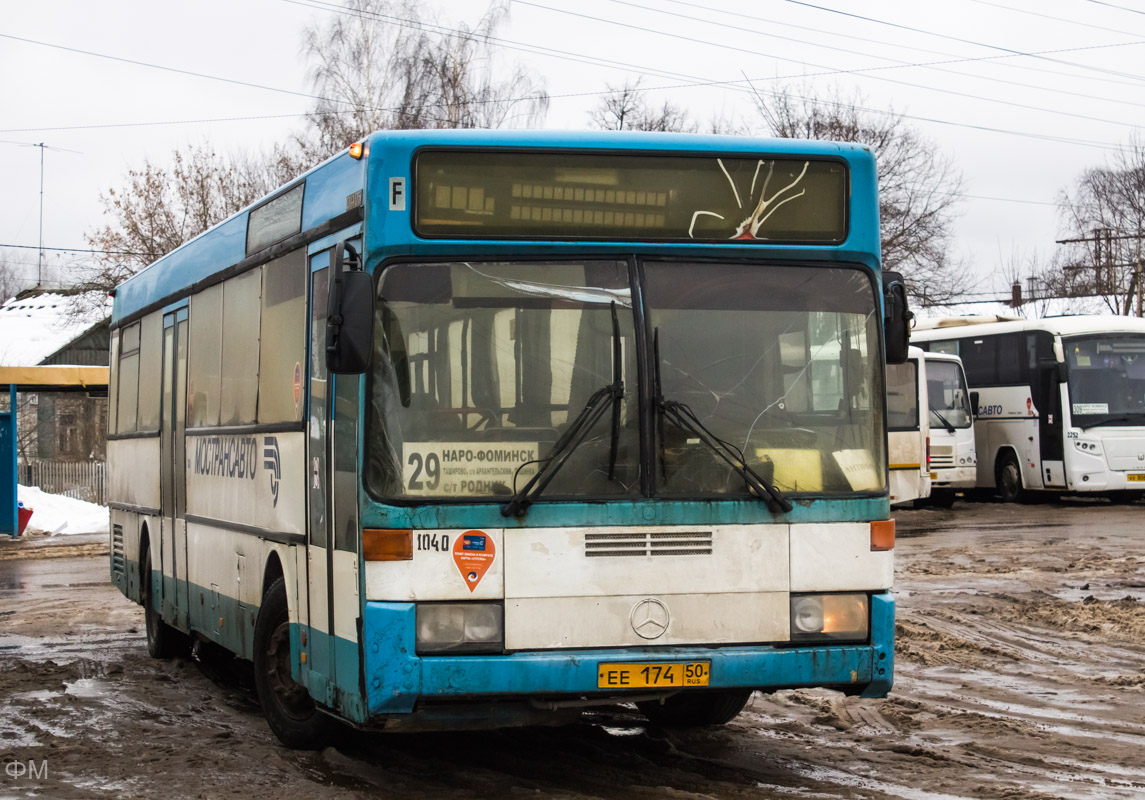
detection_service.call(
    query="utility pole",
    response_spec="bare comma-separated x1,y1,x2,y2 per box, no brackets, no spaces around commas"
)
35,142,45,287
1057,229,1145,316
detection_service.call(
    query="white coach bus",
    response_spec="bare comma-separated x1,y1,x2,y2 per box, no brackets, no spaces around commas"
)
914,315,1145,502
921,351,976,507
886,347,930,506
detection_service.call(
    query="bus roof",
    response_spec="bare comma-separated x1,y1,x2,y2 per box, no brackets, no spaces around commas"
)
913,314,1145,339
111,130,881,327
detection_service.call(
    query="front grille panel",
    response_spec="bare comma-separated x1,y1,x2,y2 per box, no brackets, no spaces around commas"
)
585,531,713,558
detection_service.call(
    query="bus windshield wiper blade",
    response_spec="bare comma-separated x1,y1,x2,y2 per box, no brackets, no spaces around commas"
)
502,301,625,518
658,398,793,514
501,382,623,517
1081,413,1143,428
930,407,956,434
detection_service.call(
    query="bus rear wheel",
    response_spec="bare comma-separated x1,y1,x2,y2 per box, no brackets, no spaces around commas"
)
141,545,188,659
637,690,752,728
996,452,1027,503
253,577,335,749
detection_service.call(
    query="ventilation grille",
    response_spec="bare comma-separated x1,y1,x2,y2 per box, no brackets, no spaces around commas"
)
585,531,713,558
111,524,125,579
929,454,955,468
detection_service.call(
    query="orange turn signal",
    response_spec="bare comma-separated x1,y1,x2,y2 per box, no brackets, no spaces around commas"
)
870,519,895,552
349,141,365,159
363,528,413,561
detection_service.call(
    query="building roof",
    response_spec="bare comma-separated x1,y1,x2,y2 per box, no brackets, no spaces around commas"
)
0,292,111,367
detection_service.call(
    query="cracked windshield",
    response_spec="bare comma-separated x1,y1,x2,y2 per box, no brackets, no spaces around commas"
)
365,260,885,502
646,263,885,496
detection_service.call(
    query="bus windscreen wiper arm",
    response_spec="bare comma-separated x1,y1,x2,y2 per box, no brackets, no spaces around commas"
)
501,382,623,517
658,398,793,514
503,302,625,518
930,407,956,433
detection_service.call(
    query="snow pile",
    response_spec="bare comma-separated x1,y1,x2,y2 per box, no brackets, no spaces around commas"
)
16,485,109,536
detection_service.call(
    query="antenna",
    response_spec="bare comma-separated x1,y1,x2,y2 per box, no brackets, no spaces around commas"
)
29,143,81,287
0,140,83,288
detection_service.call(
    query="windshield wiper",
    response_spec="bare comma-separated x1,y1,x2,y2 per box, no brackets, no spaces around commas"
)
658,398,793,514
1080,413,1143,428
502,303,624,518
930,408,956,434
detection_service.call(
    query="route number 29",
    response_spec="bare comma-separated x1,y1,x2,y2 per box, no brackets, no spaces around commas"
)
407,453,441,490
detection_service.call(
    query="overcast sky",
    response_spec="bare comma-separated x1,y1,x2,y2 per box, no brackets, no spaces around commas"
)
2,0,1143,309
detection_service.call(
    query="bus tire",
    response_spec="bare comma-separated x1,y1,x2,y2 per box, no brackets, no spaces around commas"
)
996,452,1026,503
142,545,188,659
929,489,957,508
637,690,752,728
253,577,335,749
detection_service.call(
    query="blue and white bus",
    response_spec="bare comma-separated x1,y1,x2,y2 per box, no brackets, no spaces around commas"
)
107,131,909,747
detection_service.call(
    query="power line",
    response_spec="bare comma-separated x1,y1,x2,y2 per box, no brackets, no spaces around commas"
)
0,32,354,108
635,0,1145,113
964,0,1145,39
664,0,1145,90
1,1,1136,155
782,0,1145,83
1087,0,1145,17
514,1,1145,130
0,243,149,257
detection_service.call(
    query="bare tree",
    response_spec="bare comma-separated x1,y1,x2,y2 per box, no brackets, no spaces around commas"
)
588,79,697,133
83,143,301,296
1000,248,1105,318
300,0,549,159
0,250,29,302
83,1,547,301
1057,134,1145,316
748,84,970,304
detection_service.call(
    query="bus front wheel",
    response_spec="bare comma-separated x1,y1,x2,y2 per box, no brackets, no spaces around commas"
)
253,577,335,749
996,452,1027,503
637,690,752,727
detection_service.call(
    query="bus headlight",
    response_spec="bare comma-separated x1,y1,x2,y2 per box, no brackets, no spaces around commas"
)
790,593,868,642
416,603,503,653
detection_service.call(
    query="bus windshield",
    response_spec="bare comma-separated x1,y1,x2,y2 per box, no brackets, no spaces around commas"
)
926,360,972,430
646,263,884,496
365,260,885,502
1065,333,1145,427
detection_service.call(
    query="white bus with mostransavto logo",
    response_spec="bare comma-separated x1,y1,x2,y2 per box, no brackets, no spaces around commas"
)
913,315,1145,502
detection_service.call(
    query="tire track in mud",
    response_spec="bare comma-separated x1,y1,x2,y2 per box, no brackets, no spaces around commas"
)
3,507,1145,800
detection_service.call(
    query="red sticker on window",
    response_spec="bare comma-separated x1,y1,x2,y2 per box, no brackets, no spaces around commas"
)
453,530,495,592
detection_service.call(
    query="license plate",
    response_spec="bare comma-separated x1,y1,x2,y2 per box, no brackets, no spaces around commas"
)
1128,474,1145,482
597,661,710,689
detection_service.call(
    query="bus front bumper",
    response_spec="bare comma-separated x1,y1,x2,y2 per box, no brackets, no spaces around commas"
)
362,593,894,716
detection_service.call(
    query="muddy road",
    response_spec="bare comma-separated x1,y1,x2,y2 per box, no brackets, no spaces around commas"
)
2,500,1143,799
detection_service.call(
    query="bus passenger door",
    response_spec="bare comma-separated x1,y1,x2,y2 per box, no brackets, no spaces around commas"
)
160,309,190,628
306,254,362,714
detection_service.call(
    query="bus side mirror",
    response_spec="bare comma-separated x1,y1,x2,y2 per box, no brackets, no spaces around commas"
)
327,242,375,374
883,271,913,365
1038,357,1066,382
969,391,980,417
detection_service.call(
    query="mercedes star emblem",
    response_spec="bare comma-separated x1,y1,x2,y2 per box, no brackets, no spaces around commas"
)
630,598,670,640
